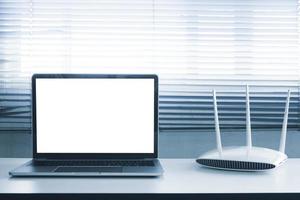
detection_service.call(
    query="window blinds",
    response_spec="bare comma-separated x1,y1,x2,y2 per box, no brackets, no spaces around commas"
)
0,0,299,132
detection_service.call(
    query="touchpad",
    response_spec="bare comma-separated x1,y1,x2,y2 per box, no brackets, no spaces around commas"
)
54,166,123,173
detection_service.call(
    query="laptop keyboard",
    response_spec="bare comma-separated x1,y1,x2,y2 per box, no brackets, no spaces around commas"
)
33,160,155,167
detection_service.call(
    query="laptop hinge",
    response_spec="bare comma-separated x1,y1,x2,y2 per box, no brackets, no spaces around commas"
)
34,158,48,161
34,158,156,161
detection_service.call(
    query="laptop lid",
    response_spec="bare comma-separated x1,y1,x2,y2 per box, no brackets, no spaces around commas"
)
31,74,158,159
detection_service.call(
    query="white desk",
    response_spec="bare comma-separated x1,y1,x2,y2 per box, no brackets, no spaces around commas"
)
1,158,300,199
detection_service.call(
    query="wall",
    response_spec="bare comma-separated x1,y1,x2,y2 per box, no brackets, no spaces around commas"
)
159,129,300,158
0,129,300,158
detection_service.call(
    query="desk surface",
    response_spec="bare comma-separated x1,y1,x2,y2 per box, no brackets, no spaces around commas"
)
1,158,300,194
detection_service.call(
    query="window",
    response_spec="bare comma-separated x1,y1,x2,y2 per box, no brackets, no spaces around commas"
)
1,0,299,133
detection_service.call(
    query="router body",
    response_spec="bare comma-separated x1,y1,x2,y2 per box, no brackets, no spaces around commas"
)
197,146,287,171
196,86,291,171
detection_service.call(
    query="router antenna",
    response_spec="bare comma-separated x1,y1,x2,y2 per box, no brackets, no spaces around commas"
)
213,90,223,157
246,85,252,153
279,90,291,153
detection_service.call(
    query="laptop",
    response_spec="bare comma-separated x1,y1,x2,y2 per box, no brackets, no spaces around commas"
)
10,74,163,177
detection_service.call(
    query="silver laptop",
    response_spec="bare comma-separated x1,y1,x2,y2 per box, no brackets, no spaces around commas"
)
10,74,163,177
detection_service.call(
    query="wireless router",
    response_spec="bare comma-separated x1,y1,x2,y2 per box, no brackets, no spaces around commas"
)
196,86,291,171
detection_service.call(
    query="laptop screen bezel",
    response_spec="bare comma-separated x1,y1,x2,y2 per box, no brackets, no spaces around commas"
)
32,74,158,159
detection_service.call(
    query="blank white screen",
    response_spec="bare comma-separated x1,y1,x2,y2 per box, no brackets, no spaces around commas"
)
36,78,155,153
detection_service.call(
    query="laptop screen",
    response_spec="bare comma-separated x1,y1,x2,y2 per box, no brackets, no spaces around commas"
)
34,77,155,154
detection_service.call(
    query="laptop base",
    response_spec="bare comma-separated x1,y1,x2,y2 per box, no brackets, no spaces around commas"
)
9,159,163,177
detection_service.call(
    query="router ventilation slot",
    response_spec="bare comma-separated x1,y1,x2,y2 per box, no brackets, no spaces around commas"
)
197,159,275,170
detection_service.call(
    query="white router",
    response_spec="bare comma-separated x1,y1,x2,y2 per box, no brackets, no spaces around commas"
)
196,85,291,171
